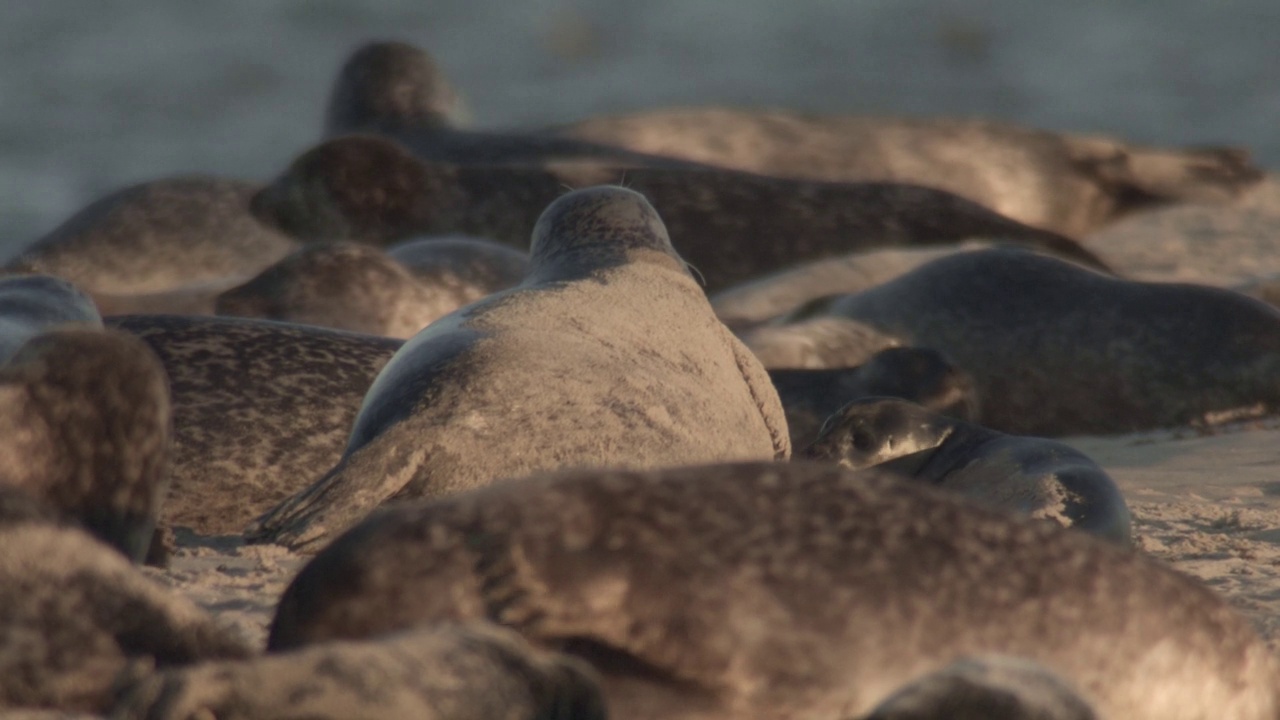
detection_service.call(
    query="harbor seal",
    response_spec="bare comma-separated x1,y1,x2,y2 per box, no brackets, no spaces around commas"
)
249,135,1110,292
764,248,1280,435
865,655,1097,720
386,235,530,289
265,461,1279,720
0,486,250,713
247,186,789,551
113,622,605,720
738,315,904,369
769,347,979,449
107,315,402,536
0,329,172,563
5,177,299,297
214,239,527,338
544,108,1264,237
0,274,103,362
804,398,1130,544
324,40,469,136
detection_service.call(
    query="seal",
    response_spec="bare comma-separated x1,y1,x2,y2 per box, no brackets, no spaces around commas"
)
769,347,979,449
113,621,606,720
214,239,527,338
249,135,1110,292
265,461,1279,720
544,108,1265,237
0,328,172,563
762,247,1280,435
0,274,103,362
106,314,402,536
0,486,250,714
865,655,1098,720
738,315,904,370
386,234,530,290
324,40,469,136
804,397,1130,544
5,177,299,297
246,186,790,552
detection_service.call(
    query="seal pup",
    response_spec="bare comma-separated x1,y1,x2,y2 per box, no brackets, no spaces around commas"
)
544,108,1264,237
247,186,790,552
765,248,1280,435
804,398,1130,544
0,274,103,363
324,40,469,136
865,655,1097,720
107,315,402,536
266,462,1279,720
5,177,299,297
769,347,979,449
214,240,526,338
113,621,605,720
0,486,250,714
0,329,172,563
250,135,1110,292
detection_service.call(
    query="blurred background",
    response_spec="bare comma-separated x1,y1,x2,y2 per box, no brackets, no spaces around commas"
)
2,0,1278,254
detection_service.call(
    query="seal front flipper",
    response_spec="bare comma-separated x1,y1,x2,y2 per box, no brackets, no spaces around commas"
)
245,443,428,552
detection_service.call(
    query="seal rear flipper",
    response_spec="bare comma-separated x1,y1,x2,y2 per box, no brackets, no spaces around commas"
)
1070,141,1265,210
244,443,428,553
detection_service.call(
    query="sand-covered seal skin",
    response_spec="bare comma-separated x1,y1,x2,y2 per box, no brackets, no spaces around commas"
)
805,398,1130,544
765,247,1280,435
214,239,527,338
864,655,1098,720
545,108,1265,237
0,487,250,714
250,135,1109,291
266,462,1278,720
324,40,469,136
5,177,299,297
112,622,606,720
769,347,979,449
0,274,103,363
0,329,172,563
106,315,402,536
247,186,790,552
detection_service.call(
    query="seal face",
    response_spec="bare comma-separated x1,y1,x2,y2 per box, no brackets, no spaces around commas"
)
246,186,790,552
266,461,1278,720
324,41,468,136
804,398,1131,544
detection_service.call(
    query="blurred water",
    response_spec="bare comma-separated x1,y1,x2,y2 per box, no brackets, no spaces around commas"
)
2,0,1278,257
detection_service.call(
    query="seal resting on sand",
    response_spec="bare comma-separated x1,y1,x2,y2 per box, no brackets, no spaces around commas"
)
265,461,1279,720
0,274,102,362
544,108,1264,237
804,398,1130,544
323,40,469,136
249,135,1109,291
246,186,789,552
761,248,1280,435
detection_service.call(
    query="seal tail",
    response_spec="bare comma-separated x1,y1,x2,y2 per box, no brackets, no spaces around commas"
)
1070,141,1265,208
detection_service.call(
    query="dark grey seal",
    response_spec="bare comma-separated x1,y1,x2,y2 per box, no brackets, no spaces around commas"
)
249,135,1109,292
0,486,250,714
0,329,172,563
0,274,103,362
113,622,604,720
769,347,979,449
804,398,1130,544
247,186,789,552
265,461,1278,720
764,247,1280,435
324,40,469,136
107,315,402,536
865,655,1097,720
545,108,1264,237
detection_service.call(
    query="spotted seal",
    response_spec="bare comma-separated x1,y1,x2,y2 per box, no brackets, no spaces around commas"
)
247,186,789,551
0,274,102,362
804,398,1130,544
324,40,469,136
265,461,1278,720
865,655,1097,720
544,108,1264,237
249,135,1109,292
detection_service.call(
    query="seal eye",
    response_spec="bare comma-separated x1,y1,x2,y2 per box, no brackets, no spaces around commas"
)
851,428,877,453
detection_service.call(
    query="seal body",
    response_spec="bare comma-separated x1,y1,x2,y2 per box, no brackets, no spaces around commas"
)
0,274,103,363
247,186,789,552
266,462,1279,720
107,315,401,536
804,398,1130,543
766,248,1280,435
546,109,1264,237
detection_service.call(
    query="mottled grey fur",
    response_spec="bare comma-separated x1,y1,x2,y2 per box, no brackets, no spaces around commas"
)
267,461,1278,720
247,186,789,552
387,235,530,289
805,398,1130,544
113,622,604,720
324,41,469,136
0,274,103,363
107,315,402,535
